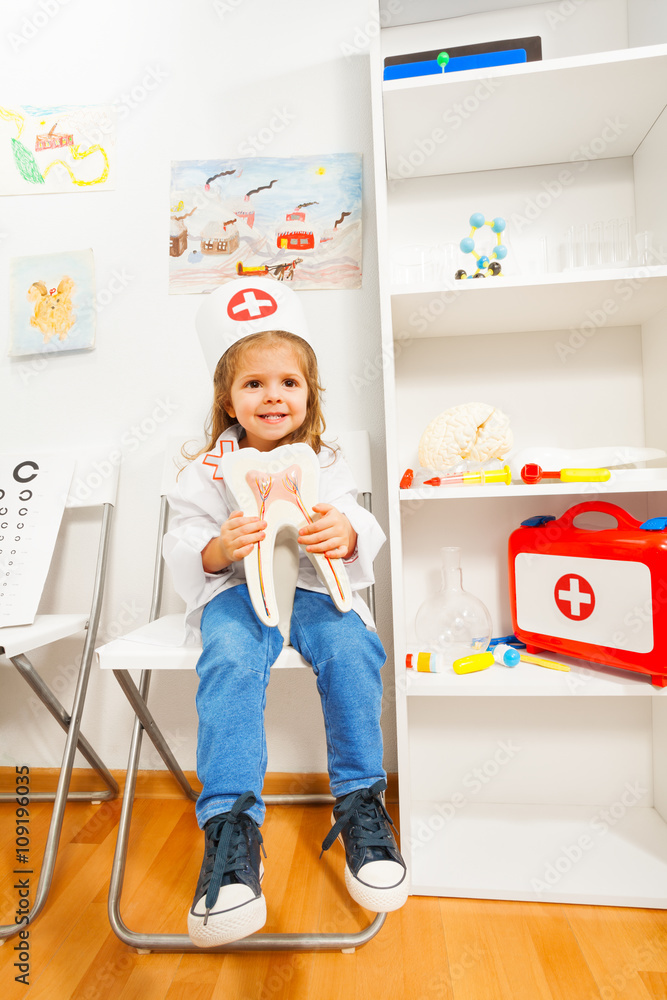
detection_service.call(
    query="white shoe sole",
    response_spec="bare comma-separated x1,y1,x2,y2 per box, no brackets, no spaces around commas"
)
188,892,266,947
343,860,409,912
331,816,409,912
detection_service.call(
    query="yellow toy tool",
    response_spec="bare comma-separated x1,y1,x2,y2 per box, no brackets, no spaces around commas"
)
452,652,495,674
520,653,570,672
425,465,511,487
521,464,610,484
451,650,571,674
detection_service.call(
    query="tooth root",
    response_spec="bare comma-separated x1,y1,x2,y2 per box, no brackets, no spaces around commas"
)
220,443,352,626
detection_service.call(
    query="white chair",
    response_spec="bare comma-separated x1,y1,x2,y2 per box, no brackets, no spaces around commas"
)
96,431,386,953
0,450,119,942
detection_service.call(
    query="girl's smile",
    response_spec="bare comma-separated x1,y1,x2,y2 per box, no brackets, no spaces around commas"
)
226,343,308,451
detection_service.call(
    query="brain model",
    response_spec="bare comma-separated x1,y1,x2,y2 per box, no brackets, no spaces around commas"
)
418,402,513,470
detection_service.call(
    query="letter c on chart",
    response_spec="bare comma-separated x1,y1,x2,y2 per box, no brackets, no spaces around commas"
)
13,462,39,484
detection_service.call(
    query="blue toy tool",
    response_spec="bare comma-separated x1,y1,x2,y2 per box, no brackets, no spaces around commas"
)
492,643,520,667
488,634,526,650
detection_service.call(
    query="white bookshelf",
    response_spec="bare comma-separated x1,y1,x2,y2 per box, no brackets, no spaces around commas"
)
390,267,667,338
383,44,667,177
371,0,667,905
408,801,667,905
405,655,666,697
402,469,667,501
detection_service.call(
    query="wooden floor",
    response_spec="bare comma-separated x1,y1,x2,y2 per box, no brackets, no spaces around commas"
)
2,785,667,1000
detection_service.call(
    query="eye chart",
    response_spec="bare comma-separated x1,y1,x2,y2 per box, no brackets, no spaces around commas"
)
0,455,75,628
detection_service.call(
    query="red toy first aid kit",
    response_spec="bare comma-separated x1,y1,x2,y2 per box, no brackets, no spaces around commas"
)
508,501,667,687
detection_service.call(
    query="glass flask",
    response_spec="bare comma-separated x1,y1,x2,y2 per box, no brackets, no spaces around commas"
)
415,546,492,666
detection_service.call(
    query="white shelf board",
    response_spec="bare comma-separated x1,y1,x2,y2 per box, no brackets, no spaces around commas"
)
390,267,667,338
383,45,667,178
405,653,666,696
400,468,667,501
408,801,667,906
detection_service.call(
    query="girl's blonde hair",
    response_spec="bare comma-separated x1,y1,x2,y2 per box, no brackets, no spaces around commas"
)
186,330,330,460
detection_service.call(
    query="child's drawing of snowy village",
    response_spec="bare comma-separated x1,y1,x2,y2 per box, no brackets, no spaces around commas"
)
169,154,362,293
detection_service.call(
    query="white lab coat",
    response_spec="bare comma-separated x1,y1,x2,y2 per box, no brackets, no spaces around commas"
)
163,424,385,642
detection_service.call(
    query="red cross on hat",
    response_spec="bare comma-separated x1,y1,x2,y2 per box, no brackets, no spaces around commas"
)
195,276,312,374
227,287,278,323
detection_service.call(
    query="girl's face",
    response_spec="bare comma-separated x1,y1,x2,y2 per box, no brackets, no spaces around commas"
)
226,342,309,452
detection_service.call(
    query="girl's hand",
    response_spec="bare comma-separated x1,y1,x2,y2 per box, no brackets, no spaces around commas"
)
201,511,266,572
298,503,357,560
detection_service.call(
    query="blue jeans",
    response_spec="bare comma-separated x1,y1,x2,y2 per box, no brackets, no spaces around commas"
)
195,584,387,827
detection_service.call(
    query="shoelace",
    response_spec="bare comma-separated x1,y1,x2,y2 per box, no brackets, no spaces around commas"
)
320,779,397,857
204,791,266,921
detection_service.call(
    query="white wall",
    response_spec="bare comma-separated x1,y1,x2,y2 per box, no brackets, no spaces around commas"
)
0,0,399,775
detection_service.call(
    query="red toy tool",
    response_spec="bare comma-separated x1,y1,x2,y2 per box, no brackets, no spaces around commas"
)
520,463,610,484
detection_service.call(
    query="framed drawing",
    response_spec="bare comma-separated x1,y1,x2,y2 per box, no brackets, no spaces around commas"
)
9,249,96,357
0,104,115,194
169,153,362,293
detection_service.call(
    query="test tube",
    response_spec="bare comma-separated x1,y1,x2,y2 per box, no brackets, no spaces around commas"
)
635,231,653,266
603,220,616,266
615,218,631,267
574,224,587,268
588,221,603,267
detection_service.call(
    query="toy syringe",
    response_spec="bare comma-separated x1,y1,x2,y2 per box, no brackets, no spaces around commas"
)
424,464,511,487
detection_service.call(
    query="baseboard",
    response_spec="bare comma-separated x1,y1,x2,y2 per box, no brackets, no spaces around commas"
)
0,767,398,802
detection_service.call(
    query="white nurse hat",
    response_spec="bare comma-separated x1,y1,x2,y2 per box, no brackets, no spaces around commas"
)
195,277,311,374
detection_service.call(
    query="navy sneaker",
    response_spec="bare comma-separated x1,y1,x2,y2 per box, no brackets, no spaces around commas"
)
188,791,266,947
321,779,409,912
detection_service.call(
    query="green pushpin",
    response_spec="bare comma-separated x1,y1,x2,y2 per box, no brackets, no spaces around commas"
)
437,51,450,73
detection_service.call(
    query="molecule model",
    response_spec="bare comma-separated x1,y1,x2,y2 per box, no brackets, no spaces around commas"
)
455,214,507,279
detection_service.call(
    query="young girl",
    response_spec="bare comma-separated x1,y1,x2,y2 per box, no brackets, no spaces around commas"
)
163,279,407,947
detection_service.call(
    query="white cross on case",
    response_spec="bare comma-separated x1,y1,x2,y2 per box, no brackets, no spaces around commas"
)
514,552,654,654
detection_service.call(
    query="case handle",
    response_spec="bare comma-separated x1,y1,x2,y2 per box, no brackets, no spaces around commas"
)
551,500,642,532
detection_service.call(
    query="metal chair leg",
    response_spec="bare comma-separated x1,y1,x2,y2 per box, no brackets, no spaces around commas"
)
108,669,387,953
0,654,119,803
0,503,117,941
112,669,198,801
0,638,110,939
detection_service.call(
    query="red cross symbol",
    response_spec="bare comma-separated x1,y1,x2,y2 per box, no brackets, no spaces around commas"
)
202,439,236,480
554,574,595,620
227,287,277,322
